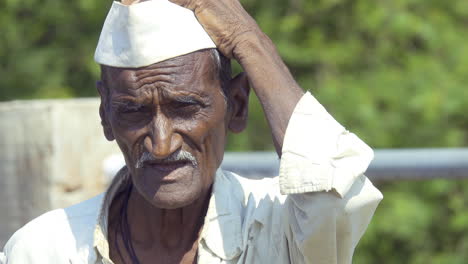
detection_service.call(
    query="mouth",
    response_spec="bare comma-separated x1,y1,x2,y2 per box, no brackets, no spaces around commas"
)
143,160,194,173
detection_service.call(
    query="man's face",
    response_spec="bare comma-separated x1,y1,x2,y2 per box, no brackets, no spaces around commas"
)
99,50,235,209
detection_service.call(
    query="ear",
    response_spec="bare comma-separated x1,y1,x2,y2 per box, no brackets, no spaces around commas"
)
227,72,250,133
96,80,115,141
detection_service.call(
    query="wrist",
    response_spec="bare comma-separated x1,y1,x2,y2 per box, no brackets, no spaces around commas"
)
232,30,277,65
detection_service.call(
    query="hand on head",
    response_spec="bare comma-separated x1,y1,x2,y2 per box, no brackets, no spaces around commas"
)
168,0,261,59
121,0,261,60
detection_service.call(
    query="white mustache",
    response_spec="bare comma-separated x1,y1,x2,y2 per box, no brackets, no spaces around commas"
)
135,149,197,168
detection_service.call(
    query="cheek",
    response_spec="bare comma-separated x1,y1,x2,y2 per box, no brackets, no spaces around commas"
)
110,119,148,165
210,128,228,169
185,103,227,146
193,117,228,169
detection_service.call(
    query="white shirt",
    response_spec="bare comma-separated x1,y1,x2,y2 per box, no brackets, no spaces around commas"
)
1,92,383,264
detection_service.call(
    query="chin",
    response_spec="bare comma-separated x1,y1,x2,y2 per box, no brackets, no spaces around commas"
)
132,166,209,209
150,188,203,209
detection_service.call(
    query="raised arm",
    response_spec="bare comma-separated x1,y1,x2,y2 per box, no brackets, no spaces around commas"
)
167,0,304,155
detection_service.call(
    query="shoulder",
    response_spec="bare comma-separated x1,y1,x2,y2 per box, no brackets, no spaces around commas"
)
3,194,104,263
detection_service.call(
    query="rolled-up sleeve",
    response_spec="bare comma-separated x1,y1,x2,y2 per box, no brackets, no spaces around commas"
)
279,92,383,264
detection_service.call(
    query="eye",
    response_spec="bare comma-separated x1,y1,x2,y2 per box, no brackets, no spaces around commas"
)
118,104,147,113
169,101,202,118
114,104,153,124
173,101,199,109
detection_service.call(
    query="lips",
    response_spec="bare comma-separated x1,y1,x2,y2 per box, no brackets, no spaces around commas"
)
144,160,192,172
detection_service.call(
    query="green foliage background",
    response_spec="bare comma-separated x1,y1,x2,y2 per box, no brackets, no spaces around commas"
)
1,0,468,262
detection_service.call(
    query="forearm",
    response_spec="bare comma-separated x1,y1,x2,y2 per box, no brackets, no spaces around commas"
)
234,31,304,155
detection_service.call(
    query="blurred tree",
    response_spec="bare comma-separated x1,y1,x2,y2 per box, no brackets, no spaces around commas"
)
1,0,468,262
0,0,108,99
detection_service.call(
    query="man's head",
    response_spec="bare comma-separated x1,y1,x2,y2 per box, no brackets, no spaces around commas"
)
97,49,250,209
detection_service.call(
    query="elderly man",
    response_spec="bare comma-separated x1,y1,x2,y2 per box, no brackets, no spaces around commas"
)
1,0,382,263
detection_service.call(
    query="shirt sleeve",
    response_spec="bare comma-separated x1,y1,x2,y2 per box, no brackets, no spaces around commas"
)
2,227,56,264
279,92,383,264
0,252,5,264
1,209,75,264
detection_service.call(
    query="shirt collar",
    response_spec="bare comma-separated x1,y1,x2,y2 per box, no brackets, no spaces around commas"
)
199,170,244,260
92,167,245,262
93,166,131,262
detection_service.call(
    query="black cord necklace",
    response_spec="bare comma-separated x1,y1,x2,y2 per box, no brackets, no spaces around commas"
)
115,183,141,264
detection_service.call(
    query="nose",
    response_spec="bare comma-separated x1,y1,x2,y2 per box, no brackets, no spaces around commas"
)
144,113,183,159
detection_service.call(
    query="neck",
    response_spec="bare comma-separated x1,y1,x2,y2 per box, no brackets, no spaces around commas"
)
125,185,212,250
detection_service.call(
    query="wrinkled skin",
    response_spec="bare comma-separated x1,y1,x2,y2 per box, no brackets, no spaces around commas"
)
99,51,241,209
101,0,304,263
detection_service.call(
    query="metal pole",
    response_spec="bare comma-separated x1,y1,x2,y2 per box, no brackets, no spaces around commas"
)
221,149,468,181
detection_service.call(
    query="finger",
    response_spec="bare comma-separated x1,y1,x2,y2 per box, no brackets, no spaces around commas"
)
168,0,196,10
121,0,147,5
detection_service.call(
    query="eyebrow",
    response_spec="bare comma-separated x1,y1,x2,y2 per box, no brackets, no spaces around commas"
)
160,89,207,106
110,97,147,109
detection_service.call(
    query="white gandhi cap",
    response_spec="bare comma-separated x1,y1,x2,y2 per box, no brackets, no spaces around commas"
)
94,0,216,68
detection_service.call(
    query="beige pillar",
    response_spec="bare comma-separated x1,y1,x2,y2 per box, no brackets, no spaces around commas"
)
0,99,121,248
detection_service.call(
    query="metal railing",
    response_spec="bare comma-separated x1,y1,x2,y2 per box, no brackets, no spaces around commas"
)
221,148,468,181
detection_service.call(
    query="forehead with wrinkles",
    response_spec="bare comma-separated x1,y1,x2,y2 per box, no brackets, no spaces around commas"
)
101,50,218,94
